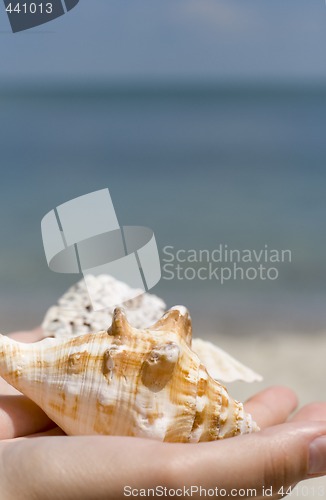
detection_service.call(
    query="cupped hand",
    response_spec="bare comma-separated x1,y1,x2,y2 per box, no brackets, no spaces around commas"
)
0,330,325,499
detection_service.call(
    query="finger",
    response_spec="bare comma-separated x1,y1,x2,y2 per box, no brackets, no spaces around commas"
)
2,426,65,443
8,327,44,343
244,386,298,428
0,395,54,439
290,403,326,423
0,328,45,397
0,377,22,396
171,421,326,497
27,427,65,438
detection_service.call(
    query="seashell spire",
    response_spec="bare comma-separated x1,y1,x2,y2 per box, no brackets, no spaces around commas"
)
0,307,259,441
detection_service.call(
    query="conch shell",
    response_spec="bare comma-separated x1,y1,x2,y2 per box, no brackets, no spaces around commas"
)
0,306,260,442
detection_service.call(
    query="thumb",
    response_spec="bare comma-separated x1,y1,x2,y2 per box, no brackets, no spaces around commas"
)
172,422,326,497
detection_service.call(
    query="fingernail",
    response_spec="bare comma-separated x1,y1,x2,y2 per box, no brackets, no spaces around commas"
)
309,436,326,474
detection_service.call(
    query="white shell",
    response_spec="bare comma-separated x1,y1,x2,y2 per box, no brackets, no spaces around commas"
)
192,338,262,383
42,275,166,338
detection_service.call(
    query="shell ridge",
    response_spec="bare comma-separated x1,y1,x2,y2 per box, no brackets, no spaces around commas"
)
0,301,259,442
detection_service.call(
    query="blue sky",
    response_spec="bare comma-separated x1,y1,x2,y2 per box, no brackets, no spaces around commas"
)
1,0,326,81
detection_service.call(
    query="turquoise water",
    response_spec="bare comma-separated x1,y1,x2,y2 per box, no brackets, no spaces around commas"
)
0,83,325,333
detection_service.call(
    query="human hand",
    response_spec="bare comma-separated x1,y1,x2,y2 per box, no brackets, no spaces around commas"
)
0,330,326,499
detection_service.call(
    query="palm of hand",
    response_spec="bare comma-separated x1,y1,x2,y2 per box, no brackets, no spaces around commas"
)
0,329,325,499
